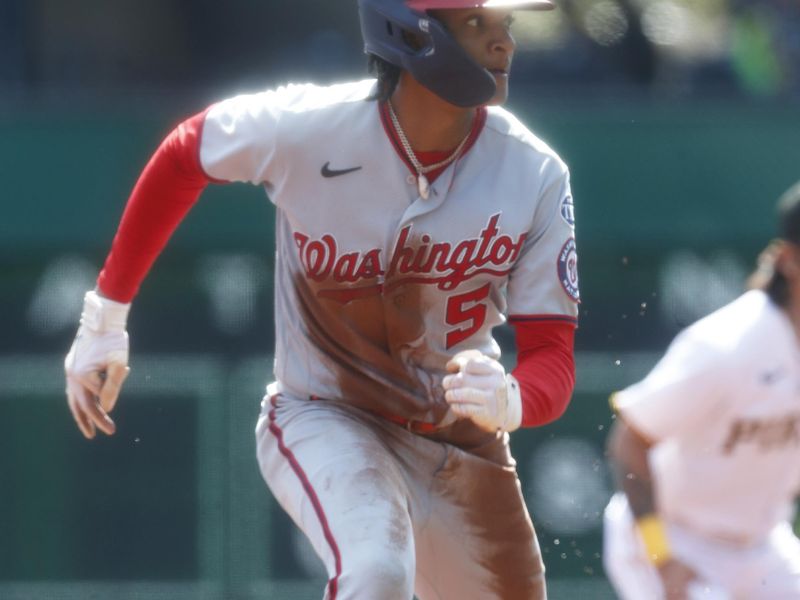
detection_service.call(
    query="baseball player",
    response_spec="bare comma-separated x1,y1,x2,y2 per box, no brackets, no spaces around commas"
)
603,182,800,600
63,1,579,598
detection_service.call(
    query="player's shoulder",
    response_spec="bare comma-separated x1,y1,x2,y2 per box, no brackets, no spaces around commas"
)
210,79,376,118
267,79,377,112
685,290,783,360
483,106,568,173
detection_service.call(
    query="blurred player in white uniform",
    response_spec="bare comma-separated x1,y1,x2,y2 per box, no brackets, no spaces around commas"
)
604,181,800,599
63,1,580,598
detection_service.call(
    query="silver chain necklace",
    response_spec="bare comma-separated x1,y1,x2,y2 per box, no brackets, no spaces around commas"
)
387,101,471,200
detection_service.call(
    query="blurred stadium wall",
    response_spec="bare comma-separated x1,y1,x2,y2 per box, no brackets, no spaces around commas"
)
2,101,798,599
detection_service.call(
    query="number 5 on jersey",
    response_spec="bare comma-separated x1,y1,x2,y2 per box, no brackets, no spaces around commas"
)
445,284,491,349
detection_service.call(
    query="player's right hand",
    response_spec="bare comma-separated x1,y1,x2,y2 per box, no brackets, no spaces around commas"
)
64,290,131,439
443,349,522,433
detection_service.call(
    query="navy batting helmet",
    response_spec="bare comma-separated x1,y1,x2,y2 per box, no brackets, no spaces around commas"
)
358,0,555,107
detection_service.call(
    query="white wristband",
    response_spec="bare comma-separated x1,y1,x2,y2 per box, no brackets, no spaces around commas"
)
80,290,130,333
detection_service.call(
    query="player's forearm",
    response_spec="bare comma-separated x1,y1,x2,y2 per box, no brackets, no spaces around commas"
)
607,419,656,517
97,111,212,302
511,320,575,427
513,354,574,427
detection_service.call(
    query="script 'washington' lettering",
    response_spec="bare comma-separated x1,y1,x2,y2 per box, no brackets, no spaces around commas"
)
293,214,527,301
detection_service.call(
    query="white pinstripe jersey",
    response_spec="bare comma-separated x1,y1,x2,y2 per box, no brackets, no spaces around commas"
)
199,79,578,425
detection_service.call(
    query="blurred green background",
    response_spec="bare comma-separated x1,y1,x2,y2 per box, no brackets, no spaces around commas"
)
1,0,799,598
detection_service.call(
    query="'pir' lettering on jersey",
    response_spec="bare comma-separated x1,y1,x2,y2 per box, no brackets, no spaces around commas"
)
292,213,526,303
721,412,800,454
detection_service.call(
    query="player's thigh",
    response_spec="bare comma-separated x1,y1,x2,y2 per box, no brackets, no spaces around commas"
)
256,395,415,586
414,441,545,600
751,523,800,599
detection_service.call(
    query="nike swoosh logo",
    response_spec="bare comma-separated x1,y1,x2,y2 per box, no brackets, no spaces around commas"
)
321,162,362,178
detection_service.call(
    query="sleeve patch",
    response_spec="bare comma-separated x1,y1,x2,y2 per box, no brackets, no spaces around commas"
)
557,237,580,303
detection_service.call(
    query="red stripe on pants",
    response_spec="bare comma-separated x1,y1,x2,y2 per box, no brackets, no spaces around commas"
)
268,395,342,598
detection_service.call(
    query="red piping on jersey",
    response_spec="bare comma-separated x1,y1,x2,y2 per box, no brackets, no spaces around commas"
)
268,395,342,598
378,101,487,184
508,314,579,326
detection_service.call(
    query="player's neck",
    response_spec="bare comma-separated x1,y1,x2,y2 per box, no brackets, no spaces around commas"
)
390,75,476,152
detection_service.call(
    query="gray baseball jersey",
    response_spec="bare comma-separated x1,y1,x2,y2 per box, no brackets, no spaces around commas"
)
199,79,578,430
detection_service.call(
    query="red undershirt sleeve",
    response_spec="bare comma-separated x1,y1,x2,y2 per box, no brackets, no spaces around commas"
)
96,110,216,302
511,319,576,428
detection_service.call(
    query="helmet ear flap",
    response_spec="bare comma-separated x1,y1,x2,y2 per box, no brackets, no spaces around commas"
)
401,28,426,52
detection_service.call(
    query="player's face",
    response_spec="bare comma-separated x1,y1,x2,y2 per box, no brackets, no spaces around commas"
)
430,8,517,106
779,242,800,316
782,242,800,282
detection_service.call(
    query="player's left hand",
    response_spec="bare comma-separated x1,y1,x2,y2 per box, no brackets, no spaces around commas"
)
443,350,522,432
64,290,131,439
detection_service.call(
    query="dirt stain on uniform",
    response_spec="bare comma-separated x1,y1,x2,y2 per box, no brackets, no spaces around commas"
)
292,236,544,597
428,434,545,599
292,260,450,423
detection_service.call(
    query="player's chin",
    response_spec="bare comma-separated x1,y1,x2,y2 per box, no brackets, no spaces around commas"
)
486,75,510,106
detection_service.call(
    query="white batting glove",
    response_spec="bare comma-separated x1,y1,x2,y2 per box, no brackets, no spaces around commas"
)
64,290,131,439
442,350,522,433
